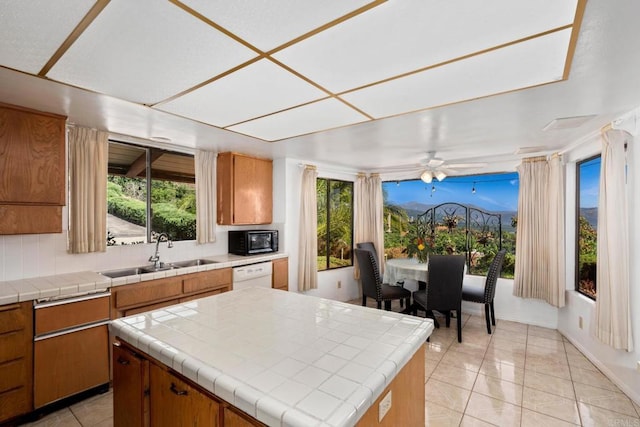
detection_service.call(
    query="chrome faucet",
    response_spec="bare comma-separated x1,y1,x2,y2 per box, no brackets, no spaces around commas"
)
149,232,173,268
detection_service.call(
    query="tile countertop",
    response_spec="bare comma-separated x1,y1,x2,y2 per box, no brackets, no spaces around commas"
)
110,288,434,427
0,252,288,305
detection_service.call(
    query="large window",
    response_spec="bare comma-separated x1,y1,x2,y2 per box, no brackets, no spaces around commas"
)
107,141,196,245
576,155,600,299
382,173,519,278
317,178,353,271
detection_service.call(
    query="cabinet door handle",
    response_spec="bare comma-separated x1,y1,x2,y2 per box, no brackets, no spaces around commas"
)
117,357,130,366
170,382,188,396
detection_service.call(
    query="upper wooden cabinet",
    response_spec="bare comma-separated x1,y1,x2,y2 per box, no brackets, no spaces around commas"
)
217,152,272,225
0,103,66,234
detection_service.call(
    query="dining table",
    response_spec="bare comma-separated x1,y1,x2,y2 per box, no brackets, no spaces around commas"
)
383,257,428,292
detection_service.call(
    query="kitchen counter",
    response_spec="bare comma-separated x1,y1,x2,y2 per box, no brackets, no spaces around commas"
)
0,252,287,305
110,288,433,426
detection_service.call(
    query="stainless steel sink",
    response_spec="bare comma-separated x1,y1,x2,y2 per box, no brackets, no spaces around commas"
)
100,267,148,278
100,259,217,278
170,259,218,268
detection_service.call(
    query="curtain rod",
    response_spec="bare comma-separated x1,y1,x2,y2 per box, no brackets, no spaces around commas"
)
297,163,361,176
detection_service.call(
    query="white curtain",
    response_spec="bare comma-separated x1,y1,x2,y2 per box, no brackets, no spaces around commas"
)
547,154,566,308
595,130,632,351
195,150,217,244
513,155,566,307
298,165,318,291
68,127,108,254
353,173,384,279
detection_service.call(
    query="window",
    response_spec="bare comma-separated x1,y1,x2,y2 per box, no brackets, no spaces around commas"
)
382,173,519,278
317,178,354,271
576,155,600,299
107,141,196,245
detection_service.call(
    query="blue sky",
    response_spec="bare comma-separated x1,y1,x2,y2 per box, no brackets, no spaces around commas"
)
579,156,601,208
383,172,520,212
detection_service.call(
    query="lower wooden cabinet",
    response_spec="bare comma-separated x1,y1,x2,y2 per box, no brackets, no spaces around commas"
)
272,257,288,291
113,344,149,427
112,268,232,318
0,302,33,424
150,363,219,427
113,341,264,427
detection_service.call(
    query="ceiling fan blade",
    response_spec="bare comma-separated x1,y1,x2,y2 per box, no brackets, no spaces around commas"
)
445,162,489,169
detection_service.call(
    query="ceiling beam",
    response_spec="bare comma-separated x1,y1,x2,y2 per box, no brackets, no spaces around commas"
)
126,149,163,178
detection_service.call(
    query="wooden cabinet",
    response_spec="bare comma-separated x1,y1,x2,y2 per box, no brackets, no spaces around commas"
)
113,340,264,427
33,294,111,408
0,103,66,235
112,268,232,318
272,257,288,291
113,344,149,427
150,363,219,427
0,302,33,424
217,152,272,225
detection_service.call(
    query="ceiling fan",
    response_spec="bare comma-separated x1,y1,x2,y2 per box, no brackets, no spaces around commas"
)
417,151,488,183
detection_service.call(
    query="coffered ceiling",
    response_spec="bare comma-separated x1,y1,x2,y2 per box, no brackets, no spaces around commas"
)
1,0,639,176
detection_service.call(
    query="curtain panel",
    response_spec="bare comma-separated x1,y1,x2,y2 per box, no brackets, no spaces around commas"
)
298,165,318,291
195,150,217,244
68,127,108,254
513,155,566,307
353,173,384,279
595,130,632,351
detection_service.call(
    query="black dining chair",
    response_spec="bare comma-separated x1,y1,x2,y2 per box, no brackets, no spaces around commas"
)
356,241,408,307
412,255,466,342
462,249,506,334
354,248,411,311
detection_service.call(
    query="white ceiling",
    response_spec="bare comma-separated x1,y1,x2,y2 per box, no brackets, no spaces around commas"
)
1,0,639,178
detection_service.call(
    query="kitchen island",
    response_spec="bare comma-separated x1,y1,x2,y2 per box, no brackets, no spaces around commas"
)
110,287,433,427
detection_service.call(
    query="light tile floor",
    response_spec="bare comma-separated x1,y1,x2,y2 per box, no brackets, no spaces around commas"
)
22,304,640,427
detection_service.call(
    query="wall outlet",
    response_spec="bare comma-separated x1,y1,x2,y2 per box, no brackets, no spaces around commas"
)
337,280,342,289
378,390,392,422
579,316,583,329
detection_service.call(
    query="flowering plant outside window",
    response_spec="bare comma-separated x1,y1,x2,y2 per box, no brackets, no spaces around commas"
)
406,227,433,263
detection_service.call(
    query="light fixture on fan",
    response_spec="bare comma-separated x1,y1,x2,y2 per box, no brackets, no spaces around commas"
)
420,169,447,183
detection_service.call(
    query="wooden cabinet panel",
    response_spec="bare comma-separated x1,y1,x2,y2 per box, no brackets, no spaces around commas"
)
0,303,27,334
150,363,218,427
271,258,288,291
0,301,33,423
34,325,110,408
0,331,28,363
115,277,182,309
0,205,62,235
183,269,232,294
0,358,28,394
217,152,272,225
223,406,264,427
0,105,66,205
113,344,149,427
35,294,110,336
180,289,224,303
123,299,181,317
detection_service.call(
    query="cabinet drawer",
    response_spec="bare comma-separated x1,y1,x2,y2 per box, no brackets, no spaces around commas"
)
0,385,31,423
123,299,181,317
182,269,231,294
35,294,110,336
0,330,28,362
116,277,182,309
0,358,27,393
0,303,27,335
180,289,226,303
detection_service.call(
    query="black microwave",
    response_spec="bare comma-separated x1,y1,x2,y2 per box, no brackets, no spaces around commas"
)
228,230,278,255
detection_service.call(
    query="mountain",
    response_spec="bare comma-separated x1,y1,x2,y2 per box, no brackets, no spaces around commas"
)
580,207,598,228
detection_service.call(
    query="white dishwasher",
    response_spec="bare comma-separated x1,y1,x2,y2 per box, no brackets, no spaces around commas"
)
232,261,273,290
